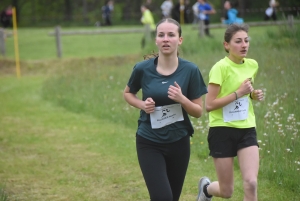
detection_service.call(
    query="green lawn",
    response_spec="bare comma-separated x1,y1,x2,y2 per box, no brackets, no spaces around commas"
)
4,26,144,61
0,73,299,201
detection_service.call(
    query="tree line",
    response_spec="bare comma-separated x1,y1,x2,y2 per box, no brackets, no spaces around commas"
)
0,0,299,27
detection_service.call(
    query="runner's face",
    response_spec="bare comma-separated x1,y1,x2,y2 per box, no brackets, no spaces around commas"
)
224,30,249,61
155,22,182,56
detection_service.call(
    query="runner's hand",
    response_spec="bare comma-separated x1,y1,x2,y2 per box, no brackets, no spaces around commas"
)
251,89,264,101
168,82,184,103
143,97,155,114
237,78,253,97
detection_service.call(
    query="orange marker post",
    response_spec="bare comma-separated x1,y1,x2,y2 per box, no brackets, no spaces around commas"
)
12,7,21,78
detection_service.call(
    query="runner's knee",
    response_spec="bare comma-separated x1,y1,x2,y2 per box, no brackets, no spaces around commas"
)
220,185,234,198
243,178,257,192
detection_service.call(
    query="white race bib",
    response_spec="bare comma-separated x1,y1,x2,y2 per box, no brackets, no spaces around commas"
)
199,13,206,20
150,104,184,129
223,97,249,122
265,7,273,17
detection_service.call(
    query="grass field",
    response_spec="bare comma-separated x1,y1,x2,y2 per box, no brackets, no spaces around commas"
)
4,26,144,61
0,24,300,200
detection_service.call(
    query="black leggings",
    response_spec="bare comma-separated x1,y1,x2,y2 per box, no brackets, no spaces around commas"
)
136,134,190,201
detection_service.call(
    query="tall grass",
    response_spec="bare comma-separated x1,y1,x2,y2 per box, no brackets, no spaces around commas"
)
41,24,300,194
42,56,140,129
0,186,8,201
266,24,300,48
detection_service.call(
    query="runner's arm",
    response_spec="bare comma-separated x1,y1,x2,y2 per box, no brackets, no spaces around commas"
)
205,83,237,112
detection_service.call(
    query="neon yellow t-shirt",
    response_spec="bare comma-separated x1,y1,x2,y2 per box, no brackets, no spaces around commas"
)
141,9,156,30
208,56,258,128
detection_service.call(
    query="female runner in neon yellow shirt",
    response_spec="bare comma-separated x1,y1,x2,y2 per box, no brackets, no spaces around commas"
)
197,24,264,201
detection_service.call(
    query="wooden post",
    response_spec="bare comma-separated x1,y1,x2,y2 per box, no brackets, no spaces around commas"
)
180,0,185,24
12,7,21,78
199,20,205,37
0,28,5,56
55,26,62,58
287,15,294,29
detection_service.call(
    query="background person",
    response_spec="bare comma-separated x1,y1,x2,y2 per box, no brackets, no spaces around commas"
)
192,1,200,25
123,18,207,201
264,0,279,21
197,0,216,37
161,0,173,19
197,23,264,201
140,4,156,48
172,0,192,24
0,5,13,28
101,0,114,26
221,1,244,25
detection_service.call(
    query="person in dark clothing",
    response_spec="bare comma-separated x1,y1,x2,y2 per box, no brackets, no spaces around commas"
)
102,0,114,26
0,5,13,28
172,0,192,24
264,0,279,21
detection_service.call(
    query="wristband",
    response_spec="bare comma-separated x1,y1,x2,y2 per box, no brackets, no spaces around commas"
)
234,91,238,100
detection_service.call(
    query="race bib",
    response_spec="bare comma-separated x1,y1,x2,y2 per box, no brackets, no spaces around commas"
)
150,104,184,129
223,97,249,122
199,13,206,20
265,7,273,17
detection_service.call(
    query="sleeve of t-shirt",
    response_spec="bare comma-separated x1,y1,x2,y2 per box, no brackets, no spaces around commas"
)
209,64,223,86
141,11,152,25
188,66,208,100
205,4,212,11
127,65,142,94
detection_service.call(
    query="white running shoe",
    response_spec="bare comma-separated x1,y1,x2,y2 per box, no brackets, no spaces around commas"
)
196,176,212,201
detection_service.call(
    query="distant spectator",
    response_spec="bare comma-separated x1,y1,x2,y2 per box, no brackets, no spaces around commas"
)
171,1,181,22
0,5,13,28
221,1,244,25
264,0,279,21
161,0,173,19
192,1,200,24
197,0,216,37
171,0,191,24
102,0,114,26
184,0,193,23
140,4,156,48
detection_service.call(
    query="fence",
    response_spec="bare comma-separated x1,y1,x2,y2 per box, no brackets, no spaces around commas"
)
0,29,13,57
197,15,299,37
0,28,5,56
0,16,299,58
48,24,150,58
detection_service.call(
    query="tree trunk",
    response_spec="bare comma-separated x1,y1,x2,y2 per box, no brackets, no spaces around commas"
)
12,0,20,22
82,0,88,25
238,0,245,18
31,0,36,25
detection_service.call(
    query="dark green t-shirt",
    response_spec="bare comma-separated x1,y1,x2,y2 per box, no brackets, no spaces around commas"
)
127,57,207,143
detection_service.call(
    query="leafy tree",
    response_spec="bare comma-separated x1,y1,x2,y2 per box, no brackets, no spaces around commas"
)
0,0,299,27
